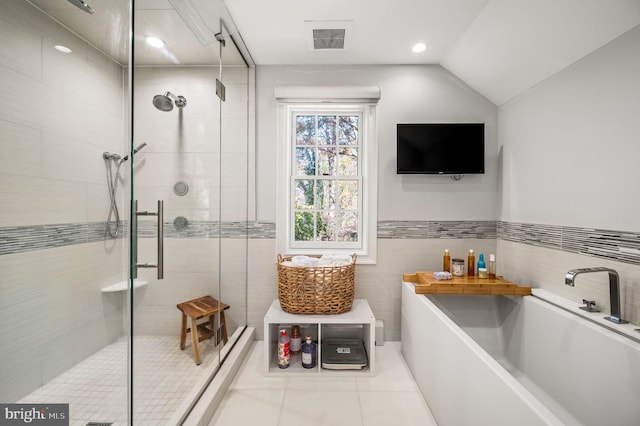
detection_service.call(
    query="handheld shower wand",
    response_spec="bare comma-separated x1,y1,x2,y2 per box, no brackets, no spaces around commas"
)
103,143,148,238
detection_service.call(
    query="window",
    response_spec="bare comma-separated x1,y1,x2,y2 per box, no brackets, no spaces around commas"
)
276,92,378,264
293,112,361,246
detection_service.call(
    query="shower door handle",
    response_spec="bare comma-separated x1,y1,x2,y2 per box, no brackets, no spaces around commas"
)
134,200,164,280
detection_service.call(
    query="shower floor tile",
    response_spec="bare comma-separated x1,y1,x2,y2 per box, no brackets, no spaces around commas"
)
18,335,221,425
209,342,438,426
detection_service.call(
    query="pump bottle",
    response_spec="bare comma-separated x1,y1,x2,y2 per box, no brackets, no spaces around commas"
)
443,249,451,272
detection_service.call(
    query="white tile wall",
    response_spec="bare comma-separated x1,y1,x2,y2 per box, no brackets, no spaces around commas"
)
247,238,498,340
131,63,249,338
0,242,125,402
0,0,127,401
498,240,640,325
0,0,126,228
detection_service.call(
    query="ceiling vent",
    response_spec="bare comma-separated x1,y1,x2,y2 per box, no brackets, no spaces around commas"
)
305,20,353,52
312,29,346,50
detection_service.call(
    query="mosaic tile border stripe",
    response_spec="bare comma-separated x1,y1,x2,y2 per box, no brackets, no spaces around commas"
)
498,221,640,266
0,222,109,256
3,220,639,266
0,221,275,256
377,221,497,239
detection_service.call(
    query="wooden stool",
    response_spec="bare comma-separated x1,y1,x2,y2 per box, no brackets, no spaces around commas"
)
177,295,230,365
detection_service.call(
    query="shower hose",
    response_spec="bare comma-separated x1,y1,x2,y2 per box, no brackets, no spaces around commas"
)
105,156,122,238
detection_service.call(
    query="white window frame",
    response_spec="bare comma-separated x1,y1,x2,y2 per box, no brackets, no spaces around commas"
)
276,88,379,264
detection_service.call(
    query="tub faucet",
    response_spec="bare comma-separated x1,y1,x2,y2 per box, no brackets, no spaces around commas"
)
565,267,628,324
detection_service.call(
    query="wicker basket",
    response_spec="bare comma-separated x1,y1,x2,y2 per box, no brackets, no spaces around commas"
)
277,254,356,315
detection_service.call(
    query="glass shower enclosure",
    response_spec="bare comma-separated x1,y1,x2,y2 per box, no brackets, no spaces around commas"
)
0,0,250,423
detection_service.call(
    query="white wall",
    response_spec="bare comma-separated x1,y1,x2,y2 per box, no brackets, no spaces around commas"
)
497,25,640,323
499,25,640,231
256,65,499,222
249,64,499,340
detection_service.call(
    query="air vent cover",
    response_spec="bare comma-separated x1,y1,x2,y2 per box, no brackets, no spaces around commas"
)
312,29,346,50
305,20,353,52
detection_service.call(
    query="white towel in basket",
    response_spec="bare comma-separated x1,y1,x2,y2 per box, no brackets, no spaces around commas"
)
283,254,353,267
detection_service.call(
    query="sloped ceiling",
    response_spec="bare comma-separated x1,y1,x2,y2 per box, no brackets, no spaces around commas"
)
225,0,640,105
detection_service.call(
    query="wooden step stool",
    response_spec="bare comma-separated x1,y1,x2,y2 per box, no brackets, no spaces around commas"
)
177,295,230,365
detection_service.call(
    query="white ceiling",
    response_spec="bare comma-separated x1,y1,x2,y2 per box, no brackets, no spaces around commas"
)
225,0,640,105
27,0,246,66
26,0,640,105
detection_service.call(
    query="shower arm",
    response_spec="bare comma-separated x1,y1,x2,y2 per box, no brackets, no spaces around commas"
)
163,91,179,102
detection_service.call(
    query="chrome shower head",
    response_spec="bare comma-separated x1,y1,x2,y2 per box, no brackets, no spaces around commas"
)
153,92,187,112
66,0,94,14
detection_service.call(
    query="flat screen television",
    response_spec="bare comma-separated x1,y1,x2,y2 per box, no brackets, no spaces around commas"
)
397,123,485,174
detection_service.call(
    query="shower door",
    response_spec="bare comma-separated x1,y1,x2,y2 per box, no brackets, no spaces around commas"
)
1,0,132,424
130,0,249,423
0,0,248,423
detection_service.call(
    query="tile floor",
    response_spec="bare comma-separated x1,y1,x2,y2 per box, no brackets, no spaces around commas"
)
18,335,221,425
209,341,438,426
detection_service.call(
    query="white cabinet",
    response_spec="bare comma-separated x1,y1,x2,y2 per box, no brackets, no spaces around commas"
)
263,299,376,375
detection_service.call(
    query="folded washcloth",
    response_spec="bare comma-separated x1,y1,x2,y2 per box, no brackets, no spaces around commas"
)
433,271,453,280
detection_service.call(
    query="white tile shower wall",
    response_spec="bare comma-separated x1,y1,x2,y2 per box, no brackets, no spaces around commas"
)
133,238,247,336
247,238,497,340
0,242,126,402
131,65,249,337
0,0,126,401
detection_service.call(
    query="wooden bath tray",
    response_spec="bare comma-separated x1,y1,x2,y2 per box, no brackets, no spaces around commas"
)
403,272,531,296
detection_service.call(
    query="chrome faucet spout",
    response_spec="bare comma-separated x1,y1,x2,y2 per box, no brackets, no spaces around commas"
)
565,267,627,324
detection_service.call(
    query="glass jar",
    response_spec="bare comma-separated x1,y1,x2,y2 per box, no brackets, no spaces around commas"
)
452,258,464,276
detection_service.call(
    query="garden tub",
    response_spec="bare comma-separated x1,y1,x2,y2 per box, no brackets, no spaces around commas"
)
401,281,640,425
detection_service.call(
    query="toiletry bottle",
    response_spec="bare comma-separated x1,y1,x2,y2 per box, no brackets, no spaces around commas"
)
467,249,475,276
277,329,290,369
489,254,496,279
301,336,316,369
477,253,486,272
290,325,302,354
443,249,451,272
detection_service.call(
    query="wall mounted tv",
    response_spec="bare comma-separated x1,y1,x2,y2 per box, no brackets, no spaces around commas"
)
396,123,485,174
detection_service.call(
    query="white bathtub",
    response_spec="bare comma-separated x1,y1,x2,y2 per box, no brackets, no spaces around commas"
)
401,281,640,426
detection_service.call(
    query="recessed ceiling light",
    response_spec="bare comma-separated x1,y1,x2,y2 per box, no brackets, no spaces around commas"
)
146,36,165,48
412,43,427,53
54,45,72,53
